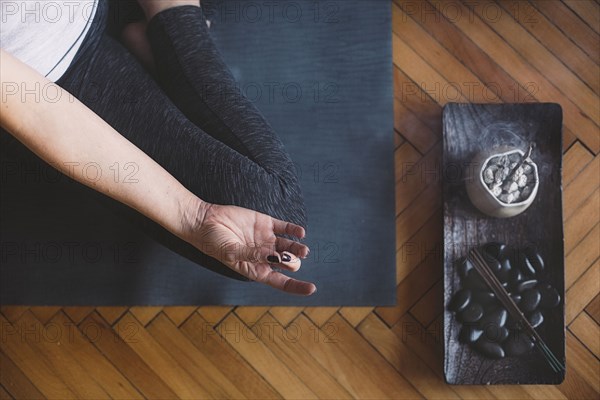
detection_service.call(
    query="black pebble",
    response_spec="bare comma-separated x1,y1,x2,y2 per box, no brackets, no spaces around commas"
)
509,249,531,276
496,258,512,283
465,269,489,290
458,303,484,323
479,308,508,330
520,289,541,312
475,337,505,359
510,268,524,284
510,293,522,305
527,310,544,329
504,331,535,357
506,316,521,330
482,242,507,261
498,247,512,262
481,325,509,343
516,279,538,293
497,326,509,342
458,257,474,278
524,247,544,275
481,250,502,273
519,252,537,276
459,325,483,343
483,326,509,343
449,289,471,312
473,291,496,306
539,285,561,308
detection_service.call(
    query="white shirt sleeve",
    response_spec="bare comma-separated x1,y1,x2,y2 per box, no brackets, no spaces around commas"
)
0,0,99,82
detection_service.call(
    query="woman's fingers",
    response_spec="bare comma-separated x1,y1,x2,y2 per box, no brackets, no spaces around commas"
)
276,237,310,259
272,218,305,239
264,248,302,272
278,251,302,272
264,270,317,296
239,245,301,272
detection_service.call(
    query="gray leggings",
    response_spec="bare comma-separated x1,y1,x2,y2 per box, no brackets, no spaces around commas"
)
2,1,306,280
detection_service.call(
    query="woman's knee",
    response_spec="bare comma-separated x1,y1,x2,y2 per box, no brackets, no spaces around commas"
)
266,172,308,229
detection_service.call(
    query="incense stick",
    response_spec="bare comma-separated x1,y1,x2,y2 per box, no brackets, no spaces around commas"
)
468,248,565,372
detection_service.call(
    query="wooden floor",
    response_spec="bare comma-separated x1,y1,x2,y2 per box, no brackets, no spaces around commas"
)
1,0,599,399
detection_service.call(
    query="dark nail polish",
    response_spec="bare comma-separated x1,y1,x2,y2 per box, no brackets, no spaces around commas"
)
282,253,292,262
267,255,280,263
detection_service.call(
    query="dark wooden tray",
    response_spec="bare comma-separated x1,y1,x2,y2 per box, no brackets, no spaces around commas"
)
442,103,565,384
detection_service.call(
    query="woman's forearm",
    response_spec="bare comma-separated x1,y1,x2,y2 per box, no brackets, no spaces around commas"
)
0,49,205,240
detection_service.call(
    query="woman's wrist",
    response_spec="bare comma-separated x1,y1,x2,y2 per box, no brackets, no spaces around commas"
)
176,190,211,245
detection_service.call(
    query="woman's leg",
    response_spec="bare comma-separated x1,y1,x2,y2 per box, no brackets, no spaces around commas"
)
143,5,301,188
53,30,306,280
116,3,302,199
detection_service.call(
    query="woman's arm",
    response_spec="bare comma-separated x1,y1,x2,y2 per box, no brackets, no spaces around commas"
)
0,49,315,295
1,49,198,236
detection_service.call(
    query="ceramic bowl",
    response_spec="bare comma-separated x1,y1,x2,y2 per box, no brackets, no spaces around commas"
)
465,147,539,218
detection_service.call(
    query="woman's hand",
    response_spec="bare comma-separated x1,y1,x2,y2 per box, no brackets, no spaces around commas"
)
181,200,316,296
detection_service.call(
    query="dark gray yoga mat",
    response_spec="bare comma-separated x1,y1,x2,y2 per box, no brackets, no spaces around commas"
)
0,0,395,305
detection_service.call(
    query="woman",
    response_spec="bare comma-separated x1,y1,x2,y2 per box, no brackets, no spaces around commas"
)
0,0,316,295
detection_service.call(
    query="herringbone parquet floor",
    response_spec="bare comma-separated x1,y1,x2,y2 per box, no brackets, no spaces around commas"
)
1,0,599,399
